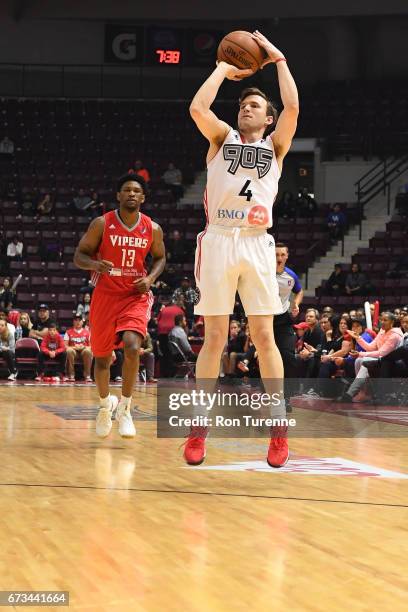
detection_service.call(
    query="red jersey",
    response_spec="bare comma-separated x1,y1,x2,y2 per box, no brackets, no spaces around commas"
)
64,327,91,347
91,210,153,294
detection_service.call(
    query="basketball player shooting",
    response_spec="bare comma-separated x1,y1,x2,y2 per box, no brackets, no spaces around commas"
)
187,30,299,467
74,174,165,439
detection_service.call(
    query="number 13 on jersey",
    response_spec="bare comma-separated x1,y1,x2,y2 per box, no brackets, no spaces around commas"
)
121,249,136,267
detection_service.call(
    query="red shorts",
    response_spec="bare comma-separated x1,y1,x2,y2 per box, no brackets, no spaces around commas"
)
89,287,154,357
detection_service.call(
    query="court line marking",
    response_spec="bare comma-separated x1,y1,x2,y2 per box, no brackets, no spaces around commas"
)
0,482,406,508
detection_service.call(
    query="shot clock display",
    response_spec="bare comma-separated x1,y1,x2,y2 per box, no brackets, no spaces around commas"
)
156,49,181,64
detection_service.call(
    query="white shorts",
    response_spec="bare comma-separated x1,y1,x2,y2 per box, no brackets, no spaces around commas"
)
194,225,283,316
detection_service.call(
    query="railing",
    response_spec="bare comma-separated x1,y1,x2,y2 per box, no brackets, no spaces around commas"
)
355,155,408,239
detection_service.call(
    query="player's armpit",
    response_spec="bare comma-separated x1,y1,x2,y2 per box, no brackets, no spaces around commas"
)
74,217,105,269
189,107,230,146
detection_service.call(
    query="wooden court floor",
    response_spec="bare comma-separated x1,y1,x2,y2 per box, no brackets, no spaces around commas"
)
0,382,407,612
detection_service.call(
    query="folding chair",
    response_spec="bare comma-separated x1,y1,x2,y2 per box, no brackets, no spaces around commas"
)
168,340,196,379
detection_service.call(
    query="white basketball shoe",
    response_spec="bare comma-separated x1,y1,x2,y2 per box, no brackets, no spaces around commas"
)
96,395,119,438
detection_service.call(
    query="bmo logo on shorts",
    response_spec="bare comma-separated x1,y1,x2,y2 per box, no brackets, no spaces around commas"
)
248,205,269,226
217,209,245,220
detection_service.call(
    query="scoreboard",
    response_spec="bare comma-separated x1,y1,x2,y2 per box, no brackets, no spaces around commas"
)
105,25,221,67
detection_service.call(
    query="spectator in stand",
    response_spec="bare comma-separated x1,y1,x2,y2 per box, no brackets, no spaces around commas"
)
168,314,197,363
327,204,346,242
162,162,184,201
139,332,157,383
36,322,67,382
18,312,33,339
191,315,205,339
325,263,347,296
311,316,353,396
7,235,23,263
338,312,403,403
36,193,54,216
128,160,150,184
236,329,260,380
166,230,188,264
335,318,374,378
72,188,93,214
30,304,54,341
157,300,185,377
296,308,325,377
0,136,14,156
345,262,371,297
172,277,196,326
294,321,309,353
275,190,295,220
297,188,317,218
89,190,105,219
0,309,15,338
375,313,408,379
221,320,247,379
0,318,17,380
64,315,93,382
76,292,92,318
39,234,63,262
0,277,16,310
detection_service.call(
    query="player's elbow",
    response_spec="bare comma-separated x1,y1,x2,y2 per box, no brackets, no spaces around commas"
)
285,102,299,116
189,102,206,120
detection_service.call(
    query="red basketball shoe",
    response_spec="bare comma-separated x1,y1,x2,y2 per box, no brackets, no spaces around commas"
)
182,426,208,465
267,426,289,468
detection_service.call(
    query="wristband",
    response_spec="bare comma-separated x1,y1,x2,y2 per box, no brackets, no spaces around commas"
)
275,57,287,63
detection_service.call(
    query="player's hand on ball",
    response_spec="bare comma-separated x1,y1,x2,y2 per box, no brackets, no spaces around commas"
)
216,61,253,81
133,277,152,294
251,31,285,67
94,259,114,273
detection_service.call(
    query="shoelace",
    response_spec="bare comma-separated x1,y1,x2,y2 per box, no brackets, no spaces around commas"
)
179,426,208,450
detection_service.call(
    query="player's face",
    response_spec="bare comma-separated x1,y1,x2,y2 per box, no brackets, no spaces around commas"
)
238,95,273,134
117,181,145,212
74,319,83,329
401,316,408,333
275,247,288,268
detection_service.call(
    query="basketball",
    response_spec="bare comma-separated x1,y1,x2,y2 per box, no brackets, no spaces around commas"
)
217,30,267,74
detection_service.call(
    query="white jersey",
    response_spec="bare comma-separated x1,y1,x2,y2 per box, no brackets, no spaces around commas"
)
204,128,281,228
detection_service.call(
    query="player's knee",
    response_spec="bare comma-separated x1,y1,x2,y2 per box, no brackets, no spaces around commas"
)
204,327,227,351
95,356,111,370
251,328,274,351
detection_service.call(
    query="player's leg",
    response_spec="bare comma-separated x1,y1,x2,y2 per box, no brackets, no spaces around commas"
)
196,315,230,379
90,291,119,438
114,293,153,438
239,234,288,467
114,331,143,438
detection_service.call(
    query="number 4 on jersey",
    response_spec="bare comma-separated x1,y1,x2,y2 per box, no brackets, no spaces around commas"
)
239,180,253,202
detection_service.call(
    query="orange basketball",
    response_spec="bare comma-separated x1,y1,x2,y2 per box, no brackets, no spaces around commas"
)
217,30,267,74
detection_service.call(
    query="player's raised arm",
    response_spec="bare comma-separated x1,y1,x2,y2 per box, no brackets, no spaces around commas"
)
190,62,252,153
74,216,113,273
252,30,299,162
